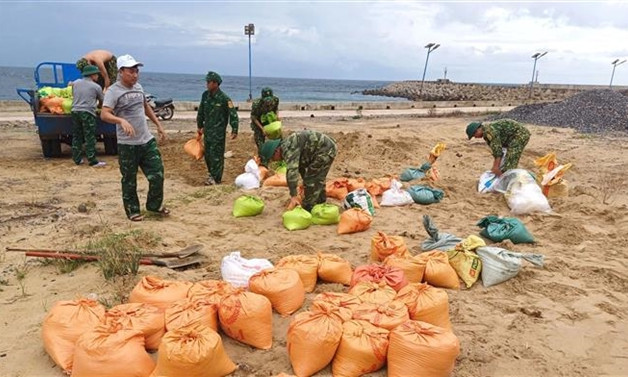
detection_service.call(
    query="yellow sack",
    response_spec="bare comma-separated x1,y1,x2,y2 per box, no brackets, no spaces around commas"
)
548,180,569,198
534,152,558,175
457,235,486,252
430,142,446,157
446,249,482,288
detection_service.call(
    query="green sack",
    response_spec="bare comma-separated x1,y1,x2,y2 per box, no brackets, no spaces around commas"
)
263,120,282,139
282,206,312,231
61,98,73,114
38,86,54,98
311,203,340,225
271,160,287,175
260,111,278,125
400,162,431,182
232,195,265,217
477,215,535,244
407,185,444,204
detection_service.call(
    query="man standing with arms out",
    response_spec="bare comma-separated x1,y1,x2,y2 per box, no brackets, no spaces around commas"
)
259,130,337,211
76,50,117,91
101,54,168,221
250,87,279,153
196,71,239,185
71,65,105,167
466,118,531,177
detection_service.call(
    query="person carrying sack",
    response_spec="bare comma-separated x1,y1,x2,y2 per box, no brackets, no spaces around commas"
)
250,87,280,153
71,65,105,167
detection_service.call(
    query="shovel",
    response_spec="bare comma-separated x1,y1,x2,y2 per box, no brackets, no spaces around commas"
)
21,251,203,269
6,244,203,259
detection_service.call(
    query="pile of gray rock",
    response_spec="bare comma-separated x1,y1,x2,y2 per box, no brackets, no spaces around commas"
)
491,89,628,133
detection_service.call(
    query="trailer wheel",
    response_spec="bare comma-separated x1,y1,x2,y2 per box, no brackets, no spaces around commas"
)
104,135,118,155
41,139,62,158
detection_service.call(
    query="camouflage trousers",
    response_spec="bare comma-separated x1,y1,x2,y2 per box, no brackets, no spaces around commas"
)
203,128,227,183
71,111,98,165
76,56,117,89
250,123,266,154
503,129,530,172
300,144,338,212
117,138,164,218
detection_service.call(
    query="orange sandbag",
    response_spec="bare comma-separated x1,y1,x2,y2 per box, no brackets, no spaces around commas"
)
165,297,218,332
370,231,409,262
249,268,305,316
287,303,344,377
104,302,165,351
395,283,451,330
317,252,353,285
129,276,193,310
313,292,362,313
331,320,389,377
350,264,408,292
219,289,273,349
416,251,460,289
347,177,367,191
40,96,65,114
365,177,392,197
276,254,320,293
388,320,460,377
337,208,373,235
351,300,410,331
383,254,426,283
183,134,204,160
310,300,353,322
72,323,155,377
259,166,269,180
151,325,237,377
349,281,396,305
326,178,350,200
41,298,106,373
262,173,288,187
187,279,235,305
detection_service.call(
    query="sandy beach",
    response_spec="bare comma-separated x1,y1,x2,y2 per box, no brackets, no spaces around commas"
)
0,110,627,377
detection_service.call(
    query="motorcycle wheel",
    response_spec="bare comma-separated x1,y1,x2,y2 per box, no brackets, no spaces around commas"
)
160,105,174,120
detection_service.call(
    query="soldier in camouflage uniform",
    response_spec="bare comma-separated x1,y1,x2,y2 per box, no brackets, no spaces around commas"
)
259,130,337,211
250,87,280,153
197,71,239,185
466,118,530,176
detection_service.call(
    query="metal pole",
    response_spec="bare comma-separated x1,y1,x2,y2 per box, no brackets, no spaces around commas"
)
610,64,617,88
420,50,431,95
248,33,252,101
529,57,538,98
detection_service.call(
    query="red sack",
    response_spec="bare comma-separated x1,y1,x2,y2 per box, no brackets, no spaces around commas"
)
351,264,408,292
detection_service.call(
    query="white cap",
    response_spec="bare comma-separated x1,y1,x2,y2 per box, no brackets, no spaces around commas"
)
117,54,144,69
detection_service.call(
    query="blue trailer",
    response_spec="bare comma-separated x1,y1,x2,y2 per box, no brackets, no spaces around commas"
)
16,62,117,158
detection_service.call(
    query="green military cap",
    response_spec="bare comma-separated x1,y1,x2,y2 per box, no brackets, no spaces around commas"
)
260,139,281,164
466,121,482,140
205,71,222,84
81,65,100,77
261,87,273,98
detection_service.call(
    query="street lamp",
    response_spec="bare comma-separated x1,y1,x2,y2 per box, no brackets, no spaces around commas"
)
610,58,626,88
529,51,547,98
420,42,440,97
244,23,255,101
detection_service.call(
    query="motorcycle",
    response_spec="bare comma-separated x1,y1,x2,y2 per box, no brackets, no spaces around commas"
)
146,94,175,120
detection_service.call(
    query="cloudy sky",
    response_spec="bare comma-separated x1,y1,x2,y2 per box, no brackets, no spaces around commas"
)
1,0,627,85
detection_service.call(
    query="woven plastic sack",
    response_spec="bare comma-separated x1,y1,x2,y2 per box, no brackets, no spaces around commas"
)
271,160,288,174
326,178,350,200
383,254,426,283
310,203,340,225
263,120,283,139
421,215,463,251
407,185,445,204
337,208,373,235
165,298,218,332
151,325,236,377
400,162,431,182
388,320,460,377
72,323,154,377
477,246,544,287
104,302,165,351
276,254,319,293
477,215,535,244
446,248,482,289
396,283,451,330
282,205,312,231
42,298,106,373
317,252,353,285
478,170,500,193
235,159,261,189
262,173,288,187
349,281,397,305
313,292,362,313
381,179,414,206
351,300,409,331
232,195,264,217
342,188,375,216
494,169,552,214
128,276,193,311
187,280,235,305
370,231,409,262
219,290,273,349
220,251,273,288
416,251,460,289
183,134,204,160
350,264,408,292
331,320,389,377
365,177,392,197
346,177,367,191
249,268,305,316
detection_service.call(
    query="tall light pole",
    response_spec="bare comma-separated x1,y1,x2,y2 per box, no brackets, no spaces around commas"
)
244,23,255,101
420,42,440,97
610,58,626,88
529,51,547,98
